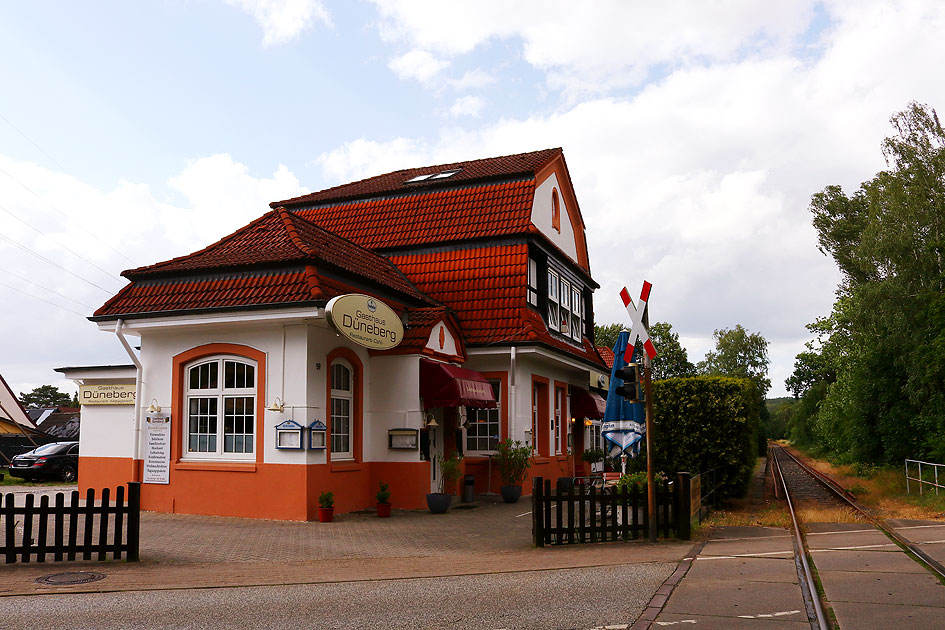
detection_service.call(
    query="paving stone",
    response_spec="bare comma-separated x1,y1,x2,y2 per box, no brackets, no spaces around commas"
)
830,600,945,630
653,611,809,629
687,556,798,583
809,549,927,573
661,578,807,618
818,569,945,607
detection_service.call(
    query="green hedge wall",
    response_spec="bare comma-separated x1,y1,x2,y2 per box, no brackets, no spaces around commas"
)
651,376,760,500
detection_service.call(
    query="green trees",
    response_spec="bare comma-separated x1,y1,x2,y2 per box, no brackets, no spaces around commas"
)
698,325,771,398
19,385,74,408
788,102,945,464
594,321,696,379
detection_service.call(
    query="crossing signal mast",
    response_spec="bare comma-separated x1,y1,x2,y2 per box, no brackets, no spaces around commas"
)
619,280,658,543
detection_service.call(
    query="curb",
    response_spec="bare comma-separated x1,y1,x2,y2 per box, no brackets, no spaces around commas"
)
630,539,705,629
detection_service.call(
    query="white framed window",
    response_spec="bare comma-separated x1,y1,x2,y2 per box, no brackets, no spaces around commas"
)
184,357,256,460
330,360,353,460
548,270,559,332
466,381,501,453
531,385,539,453
571,287,582,341
554,388,563,455
528,259,539,306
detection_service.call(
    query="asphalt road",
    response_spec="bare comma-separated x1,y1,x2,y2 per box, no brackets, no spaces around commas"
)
0,563,673,630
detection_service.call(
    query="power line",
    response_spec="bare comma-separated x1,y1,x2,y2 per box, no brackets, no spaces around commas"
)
0,280,87,317
0,232,116,294
0,267,96,310
0,202,124,285
0,111,69,173
0,164,137,266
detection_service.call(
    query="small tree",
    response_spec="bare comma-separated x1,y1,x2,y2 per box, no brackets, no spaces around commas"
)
494,438,532,486
19,385,72,408
439,451,463,494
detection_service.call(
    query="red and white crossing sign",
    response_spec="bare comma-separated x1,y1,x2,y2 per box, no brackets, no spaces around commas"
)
620,281,658,363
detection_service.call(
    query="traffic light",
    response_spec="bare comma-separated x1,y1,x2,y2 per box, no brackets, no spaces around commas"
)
615,363,641,401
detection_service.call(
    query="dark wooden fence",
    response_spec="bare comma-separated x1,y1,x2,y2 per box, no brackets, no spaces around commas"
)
532,474,694,547
1,483,140,563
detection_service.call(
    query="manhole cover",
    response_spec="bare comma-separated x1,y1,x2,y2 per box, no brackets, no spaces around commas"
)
35,571,106,585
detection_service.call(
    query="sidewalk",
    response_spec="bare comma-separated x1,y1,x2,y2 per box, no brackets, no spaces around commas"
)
0,492,692,597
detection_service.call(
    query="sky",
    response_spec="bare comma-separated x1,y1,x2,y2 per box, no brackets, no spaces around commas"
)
2,0,944,401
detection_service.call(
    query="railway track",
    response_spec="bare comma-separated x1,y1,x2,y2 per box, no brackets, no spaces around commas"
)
770,443,945,629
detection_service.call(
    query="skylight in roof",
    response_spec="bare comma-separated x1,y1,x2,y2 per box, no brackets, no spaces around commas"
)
404,168,462,184
429,168,462,179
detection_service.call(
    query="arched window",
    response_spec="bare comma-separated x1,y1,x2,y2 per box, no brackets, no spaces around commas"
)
551,188,561,233
184,356,256,460
330,360,354,460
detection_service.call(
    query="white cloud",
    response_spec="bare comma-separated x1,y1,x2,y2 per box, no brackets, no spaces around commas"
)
371,0,816,96
0,154,307,396
314,137,431,185
449,95,485,118
225,0,332,46
449,69,495,91
387,49,449,83
319,1,945,396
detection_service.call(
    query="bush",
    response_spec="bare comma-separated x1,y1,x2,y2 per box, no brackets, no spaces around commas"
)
439,451,463,493
494,438,532,485
651,376,760,500
318,491,334,508
376,482,391,504
581,448,606,463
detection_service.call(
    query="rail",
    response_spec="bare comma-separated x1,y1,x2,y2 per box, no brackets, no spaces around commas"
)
770,447,829,630
905,459,945,495
774,445,945,584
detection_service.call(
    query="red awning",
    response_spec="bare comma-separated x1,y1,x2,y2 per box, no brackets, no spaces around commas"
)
420,358,497,409
571,387,606,419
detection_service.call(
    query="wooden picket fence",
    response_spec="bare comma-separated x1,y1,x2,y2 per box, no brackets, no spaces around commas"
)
531,475,694,546
1,483,140,563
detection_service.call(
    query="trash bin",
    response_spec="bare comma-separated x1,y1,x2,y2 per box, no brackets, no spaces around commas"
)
462,474,475,503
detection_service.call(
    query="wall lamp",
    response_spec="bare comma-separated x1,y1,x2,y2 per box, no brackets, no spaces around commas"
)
267,397,285,412
147,399,162,413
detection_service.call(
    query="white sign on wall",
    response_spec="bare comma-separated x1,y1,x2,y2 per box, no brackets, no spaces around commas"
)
326,293,404,350
143,413,171,484
79,383,136,405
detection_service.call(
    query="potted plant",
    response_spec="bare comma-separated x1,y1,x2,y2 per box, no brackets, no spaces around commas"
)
494,438,532,503
376,481,392,518
582,447,606,474
426,450,462,514
317,490,334,522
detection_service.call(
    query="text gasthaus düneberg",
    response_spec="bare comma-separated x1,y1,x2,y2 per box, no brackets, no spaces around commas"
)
341,310,398,345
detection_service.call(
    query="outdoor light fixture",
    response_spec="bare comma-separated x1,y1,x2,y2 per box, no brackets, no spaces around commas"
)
267,397,285,412
424,414,439,428
584,418,593,427
147,399,162,413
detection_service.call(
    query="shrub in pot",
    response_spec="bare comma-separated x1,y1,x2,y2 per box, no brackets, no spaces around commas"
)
317,490,334,523
426,450,462,514
376,481,392,518
494,438,532,503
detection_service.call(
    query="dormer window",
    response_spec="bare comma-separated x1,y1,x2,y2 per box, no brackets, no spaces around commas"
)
405,168,462,184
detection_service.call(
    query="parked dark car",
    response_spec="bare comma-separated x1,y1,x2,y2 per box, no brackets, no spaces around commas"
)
8,441,79,482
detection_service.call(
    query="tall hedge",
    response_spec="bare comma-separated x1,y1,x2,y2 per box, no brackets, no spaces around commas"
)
651,376,760,500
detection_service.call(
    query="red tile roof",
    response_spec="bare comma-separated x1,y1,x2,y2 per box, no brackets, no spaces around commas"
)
94,208,434,318
597,346,615,369
275,148,561,208
94,268,316,317
284,180,536,251
390,245,605,368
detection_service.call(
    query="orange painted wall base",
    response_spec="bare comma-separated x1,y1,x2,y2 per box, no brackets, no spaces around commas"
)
78,456,433,521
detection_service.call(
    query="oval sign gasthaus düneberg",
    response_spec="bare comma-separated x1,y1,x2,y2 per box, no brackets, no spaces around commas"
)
326,294,404,350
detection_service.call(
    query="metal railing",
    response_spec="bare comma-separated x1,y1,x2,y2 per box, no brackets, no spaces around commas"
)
905,459,945,495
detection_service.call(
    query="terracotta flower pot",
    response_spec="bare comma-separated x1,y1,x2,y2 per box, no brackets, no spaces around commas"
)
377,502,392,518
318,507,334,522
